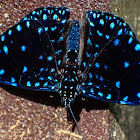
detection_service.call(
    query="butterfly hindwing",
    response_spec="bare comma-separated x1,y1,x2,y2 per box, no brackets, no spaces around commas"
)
80,34,140,105
0,20,59,91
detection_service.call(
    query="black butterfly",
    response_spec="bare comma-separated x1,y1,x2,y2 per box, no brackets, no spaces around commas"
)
0,7,140,108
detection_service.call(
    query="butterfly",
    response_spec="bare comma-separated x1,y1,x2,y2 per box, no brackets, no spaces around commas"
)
0,7,140,110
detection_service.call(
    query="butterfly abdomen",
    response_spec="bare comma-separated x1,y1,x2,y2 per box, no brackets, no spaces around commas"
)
58,20,80,105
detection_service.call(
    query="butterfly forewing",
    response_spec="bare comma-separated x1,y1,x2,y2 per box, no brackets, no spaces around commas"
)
80,10,136,71
21,7,70,67
0,20,59,91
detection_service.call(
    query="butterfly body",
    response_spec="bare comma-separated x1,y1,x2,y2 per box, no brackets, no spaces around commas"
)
0,7,140,106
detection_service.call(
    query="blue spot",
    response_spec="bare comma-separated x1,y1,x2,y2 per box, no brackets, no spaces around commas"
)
109,16,112,20
128,37,133,44
47,56,53,61
51,39,55,43
99,19,104,25
40,68,44,72
43,82,48,87
21,45,26,51
26,21,30,28
1,35,5,41
106,94,111,99
51,26,57,31
97,30,103,36
43,14,47,20
90,88,94,93
11,77,16,82
35,82,40,87
64,78,68,81
71,78,75,82
116,81,120,88
50,68,55,72
98,92,103,97
95,74,98,79
23,17,28,21
47,10,51,14
99,76,104,81
90,22,95,27
123,23,126,27
8,30,12,35
48,76,52,80
62,10,65,15
59,10,62,14
38,27,44,35
22,66,27,73
83,62,86,67
0,69,5,75
119,22,122,26
105,35,110,39
95,62,100,68
110,22,115,29
86,52,91,57
54,79,58,82
39,55,43,60
97,14,100,18
16,24,22,31
82,82,85,85
87,38,92,46
58,60,61,66
55,49,62,55
45,27,48,31
89,64,92,67
51,86,55,89
88,82,93,85
93,13,96,18
89,73,92,78
135,44,140,51
95,44,99,48
123,96,128,101
104,65,108,70
124,61,129,68
129,31,133,36
3,45,8,55
39,77,44,80
82,90,86,94
117,29,123,35
96,86,99,88
114,39,120,46
11,83,17,86
58,36,64,42
137,92,140,98
61,19,66,24
32,11,36,15
94,52,98,57
27,81,31,87
53,14,58,20
70,86,73,89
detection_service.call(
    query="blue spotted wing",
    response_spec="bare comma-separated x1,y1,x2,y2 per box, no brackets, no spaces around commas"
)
21,7,69,66
0,7,70,91
79,10,140,105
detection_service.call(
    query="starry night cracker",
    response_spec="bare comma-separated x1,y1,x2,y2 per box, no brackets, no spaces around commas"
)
0,7,140,110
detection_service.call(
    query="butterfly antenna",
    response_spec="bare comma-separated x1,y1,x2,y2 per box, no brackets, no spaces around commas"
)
67,104,85,140
48,106,66,140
